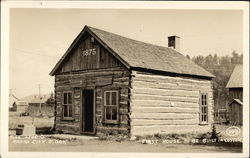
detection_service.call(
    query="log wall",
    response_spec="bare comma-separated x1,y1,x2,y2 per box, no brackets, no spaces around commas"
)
54,67,130,135
130,71,214,136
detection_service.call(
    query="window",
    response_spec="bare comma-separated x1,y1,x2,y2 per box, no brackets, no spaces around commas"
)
104,90,119,123
200,93,208,124
62,92,73,120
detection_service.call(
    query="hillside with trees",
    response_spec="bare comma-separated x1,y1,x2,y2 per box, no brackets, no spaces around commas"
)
189,51,243,112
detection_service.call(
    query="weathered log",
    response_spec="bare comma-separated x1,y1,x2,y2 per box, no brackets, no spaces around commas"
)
133,87,199,97
130,113,198,119
132,106,199,113
131,124,211,136
131,118,199,126
132,94,199,103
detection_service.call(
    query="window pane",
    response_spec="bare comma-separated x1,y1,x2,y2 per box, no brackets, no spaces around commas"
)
204,107,207,114
111,107,117,120
64,105,68,117
63,93,67,104
69,105,72,117
68,92,72,104
111,92,117,105
106,107,111,120
106,92,110,105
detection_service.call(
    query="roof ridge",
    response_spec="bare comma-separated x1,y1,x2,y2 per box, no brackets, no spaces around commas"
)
87,26,176,52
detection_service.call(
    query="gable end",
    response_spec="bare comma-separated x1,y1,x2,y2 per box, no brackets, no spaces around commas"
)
50,26,130,76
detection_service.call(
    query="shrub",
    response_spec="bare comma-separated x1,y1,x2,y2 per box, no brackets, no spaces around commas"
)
210,124,221,142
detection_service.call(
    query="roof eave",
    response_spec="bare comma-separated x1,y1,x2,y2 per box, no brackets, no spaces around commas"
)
49,26,88,76
226,86,243,89
131,67,214,79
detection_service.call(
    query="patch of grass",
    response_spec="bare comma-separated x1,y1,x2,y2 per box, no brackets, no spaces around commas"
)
97,133,128,142
45,136,79,142
136,133,199,143
9,115,54,129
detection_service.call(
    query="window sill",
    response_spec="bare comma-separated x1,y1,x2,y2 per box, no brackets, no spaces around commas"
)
199,122,209,125
103,120,119,124
62,117,74,121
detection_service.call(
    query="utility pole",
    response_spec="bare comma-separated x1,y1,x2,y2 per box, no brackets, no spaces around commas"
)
38,84,42,114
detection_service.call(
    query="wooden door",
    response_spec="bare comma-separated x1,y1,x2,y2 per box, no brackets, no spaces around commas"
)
82,89,95,134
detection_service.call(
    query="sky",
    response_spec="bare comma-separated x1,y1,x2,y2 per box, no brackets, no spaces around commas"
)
9,9,243,98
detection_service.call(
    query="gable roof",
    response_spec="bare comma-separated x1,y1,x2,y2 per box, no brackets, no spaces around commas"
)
9,94,19,107
19,94,51,103
50,25,214,78
28,94,51,104
226,64,243,88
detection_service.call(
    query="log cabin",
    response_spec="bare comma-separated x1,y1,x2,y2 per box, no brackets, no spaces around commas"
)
226,64,243,125
50,25,215,137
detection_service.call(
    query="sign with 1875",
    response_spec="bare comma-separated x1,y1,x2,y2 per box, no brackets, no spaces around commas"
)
82,48,96,56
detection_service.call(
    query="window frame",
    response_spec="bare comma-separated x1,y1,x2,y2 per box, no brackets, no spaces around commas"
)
200,92,208,125
103,90,119,124
62,91,74,121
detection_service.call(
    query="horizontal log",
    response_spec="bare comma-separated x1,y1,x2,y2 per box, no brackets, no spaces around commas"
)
132,94,199,103
96,126,128,132
120,88,129,95
120,103,129,109
132,80,212,91
133,87,199,98
131,118,199,126
113,77,130,82
130,113,198,120
120,114,129,122
134,72,212,84
55,77,129,87
131,124,211,136
120,95,129,102
119,108,128,115
56,124,80,134
56,121,79,126
131,100,199,108
120,121,128,125
56,68,129,81
132,107,199,113
120,101,128,105
113,81,130,87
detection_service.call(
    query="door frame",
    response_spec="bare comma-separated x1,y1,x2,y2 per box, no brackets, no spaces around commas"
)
80,88,96,135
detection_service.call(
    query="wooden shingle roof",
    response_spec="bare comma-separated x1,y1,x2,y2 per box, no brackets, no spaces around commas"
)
226,64,243,88
50,25,214,78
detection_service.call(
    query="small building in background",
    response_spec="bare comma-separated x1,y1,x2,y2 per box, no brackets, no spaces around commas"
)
226,64,243,125
9,94,28,113
27,94,55,117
